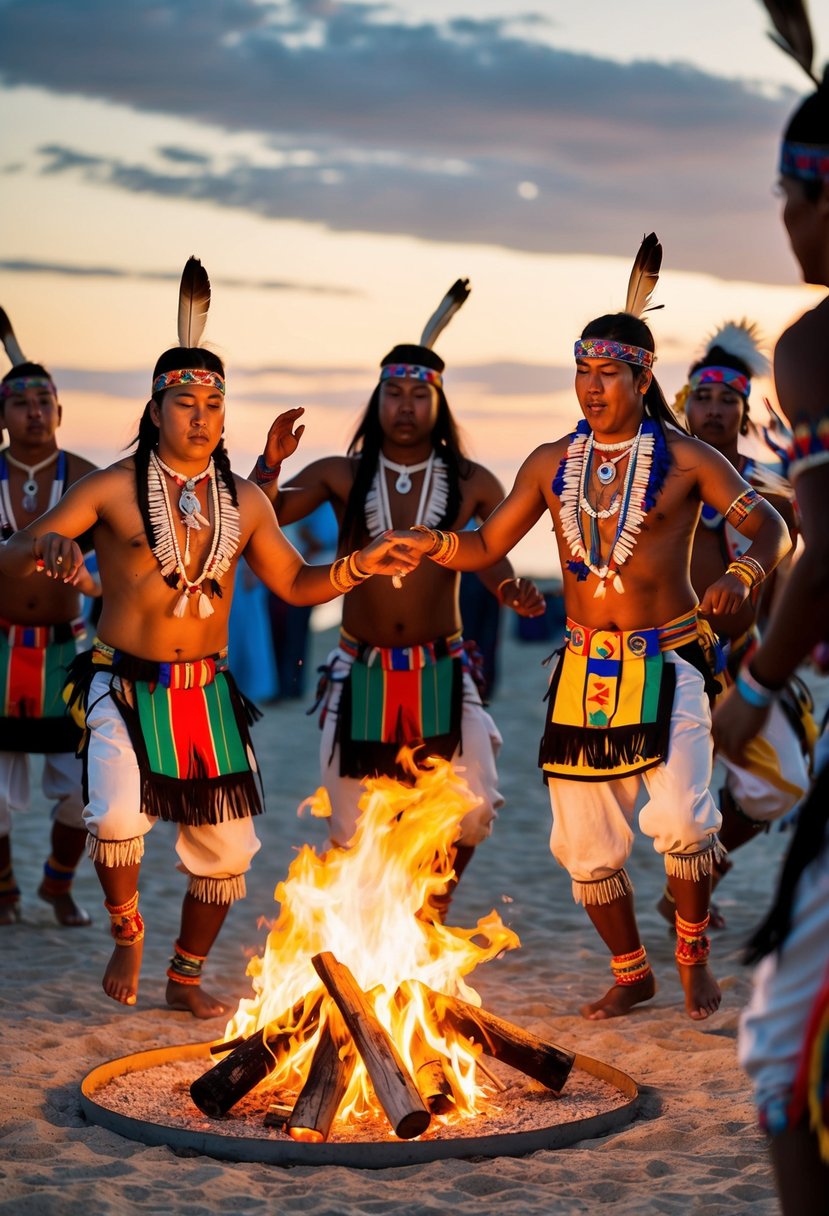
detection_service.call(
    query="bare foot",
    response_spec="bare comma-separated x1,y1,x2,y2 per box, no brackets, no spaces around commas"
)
103,940,142,1006
0,901,21,925
38,882,92,927
677,962,721,1020
657,893,725,931
166,979,232,1019
580,971,657,1020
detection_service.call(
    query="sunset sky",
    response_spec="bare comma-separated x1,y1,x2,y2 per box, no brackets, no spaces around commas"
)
1,0,826,574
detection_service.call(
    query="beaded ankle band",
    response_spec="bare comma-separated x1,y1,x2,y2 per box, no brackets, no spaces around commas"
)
41,856,76,897
675,913,710,966
329,552,371,594
610,945,651,986
411,524,459,565
105,892,145,946
167,941,207,986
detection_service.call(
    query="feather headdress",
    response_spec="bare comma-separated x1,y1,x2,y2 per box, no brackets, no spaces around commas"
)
420,278,471,349
624,233,662,317
761,0,820,85
0,307,27,370
701,320,770,378
177,256,211,348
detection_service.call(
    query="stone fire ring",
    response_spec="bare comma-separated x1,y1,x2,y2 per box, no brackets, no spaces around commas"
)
80,1041,639,1169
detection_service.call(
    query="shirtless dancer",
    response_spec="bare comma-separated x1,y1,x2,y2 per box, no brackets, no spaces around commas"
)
657,321,808,927
254,280,544,915
0,308,99,927
404,239,790,1019
0,259,419,1016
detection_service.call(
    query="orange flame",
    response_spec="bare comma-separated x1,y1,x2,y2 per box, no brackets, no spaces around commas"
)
224,749,520,1128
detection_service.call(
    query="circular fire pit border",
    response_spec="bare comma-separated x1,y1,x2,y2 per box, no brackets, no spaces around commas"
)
80,1040,639,1169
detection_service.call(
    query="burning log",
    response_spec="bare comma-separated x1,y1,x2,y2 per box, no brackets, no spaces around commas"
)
286,1009,356,1143
408,1028,455,1115
312,951,431,1140
190,997,322,1117
425,986,575,1093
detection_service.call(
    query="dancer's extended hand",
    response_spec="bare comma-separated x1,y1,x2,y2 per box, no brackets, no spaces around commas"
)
262,407,306,469
32,533,85,584
498,576,546,617
711,683,769,765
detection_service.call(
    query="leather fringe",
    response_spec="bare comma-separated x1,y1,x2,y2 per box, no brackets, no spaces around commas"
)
188,874,246,905
572,867,633,906
664,837,727,881
86,834,145,867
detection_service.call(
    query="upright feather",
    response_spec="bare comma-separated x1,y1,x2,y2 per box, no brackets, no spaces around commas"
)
420,278,471,349
176,256,211,349
760,0,819,85
0,307,27,369
624,233,662,318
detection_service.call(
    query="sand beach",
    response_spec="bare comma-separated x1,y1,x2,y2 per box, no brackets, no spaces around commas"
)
0,614,809,1215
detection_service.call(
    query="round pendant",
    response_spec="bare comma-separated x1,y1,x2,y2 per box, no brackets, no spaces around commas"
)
394,471,412,494
22,479,38,512
596,462,617,485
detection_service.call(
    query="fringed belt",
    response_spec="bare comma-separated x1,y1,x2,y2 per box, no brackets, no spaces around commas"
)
89,637,228,688
539,609,709,783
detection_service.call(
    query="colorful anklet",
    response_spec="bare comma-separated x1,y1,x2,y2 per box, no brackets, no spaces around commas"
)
41,856,75,897
675,913,711,966
167,941,207,986
610,945,651,986
105,892,144,946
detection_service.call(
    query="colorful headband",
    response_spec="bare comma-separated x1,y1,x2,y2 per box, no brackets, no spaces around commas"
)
152,368,226,396
689,366,751,398
1,375,57,399
779,140,829,182
379,363,443,388
573,338,654,369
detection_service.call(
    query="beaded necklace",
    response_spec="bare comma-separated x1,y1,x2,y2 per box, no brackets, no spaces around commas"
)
147,451,240,618
553,419,669,598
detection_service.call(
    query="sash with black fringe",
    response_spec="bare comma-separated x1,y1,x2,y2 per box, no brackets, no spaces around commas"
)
65,641,263,826
0,618,86,753
539,621,679,782
336,633,464,780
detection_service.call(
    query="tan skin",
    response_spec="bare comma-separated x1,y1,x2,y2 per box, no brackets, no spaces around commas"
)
256,377,545,655
0,382,419,1015
0,381,99,928
403,356,791,1020
652,381,799,928
711,175,829,1216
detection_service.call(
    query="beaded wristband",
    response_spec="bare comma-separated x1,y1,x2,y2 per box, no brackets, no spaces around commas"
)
254,454,282,485
329,551,371,594
735,665,778,708
726,557,765,590
412,525,459,565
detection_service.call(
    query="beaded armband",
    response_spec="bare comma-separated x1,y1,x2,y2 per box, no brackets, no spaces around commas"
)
167,941,207,986
725,487,761,527
329,551,371,594
674,913,710,966
254,454,282,485
726,555,765,590
105,892,145,947
610,945,651,986
411,524,459,566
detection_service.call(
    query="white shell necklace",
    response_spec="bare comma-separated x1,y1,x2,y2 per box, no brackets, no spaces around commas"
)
378,453,432,495
152,452,211,566
364,451,448,589
3,450,59,513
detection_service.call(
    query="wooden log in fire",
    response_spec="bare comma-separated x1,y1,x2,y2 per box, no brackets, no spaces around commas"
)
424,986,575,1093
190,997,322,1117
286,1008,356,1142
312,951,431,1140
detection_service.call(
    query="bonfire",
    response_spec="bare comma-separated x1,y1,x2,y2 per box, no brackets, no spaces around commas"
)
190,750,573,1141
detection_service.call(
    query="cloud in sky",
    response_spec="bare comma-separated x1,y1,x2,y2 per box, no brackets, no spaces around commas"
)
0,257,356,295
0,0,798,280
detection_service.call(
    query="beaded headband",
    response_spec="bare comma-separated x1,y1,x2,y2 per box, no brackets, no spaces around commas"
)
1,375,57,399
573,338,654,369
152,368,226,396
689,366,751,398
379,363,443,388
779,140,829,182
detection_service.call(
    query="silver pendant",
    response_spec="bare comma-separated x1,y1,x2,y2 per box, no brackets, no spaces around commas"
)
179,488,200,518
22,479,38,512
394,471,412,494
596,462,616,485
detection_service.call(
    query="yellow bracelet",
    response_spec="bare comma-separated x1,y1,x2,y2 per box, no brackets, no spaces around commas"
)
329,552,372,595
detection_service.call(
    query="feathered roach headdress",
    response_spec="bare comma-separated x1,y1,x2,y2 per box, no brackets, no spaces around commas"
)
0,306,56,399
674,319,769,430
151,256,225,397
378,278,471,388
573,233,662,369
762,1,829,182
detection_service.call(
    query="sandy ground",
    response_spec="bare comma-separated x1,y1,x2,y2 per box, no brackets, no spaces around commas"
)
1,615,816,1216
